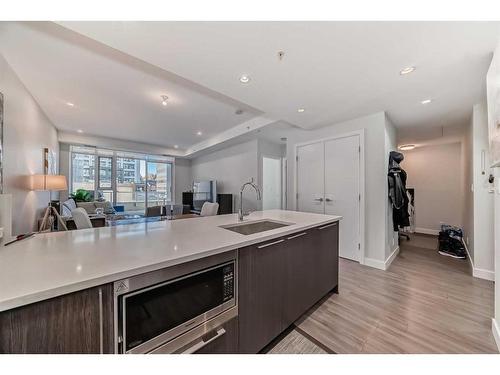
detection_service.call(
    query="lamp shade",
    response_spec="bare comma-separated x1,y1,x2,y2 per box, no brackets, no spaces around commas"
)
31,175,68,191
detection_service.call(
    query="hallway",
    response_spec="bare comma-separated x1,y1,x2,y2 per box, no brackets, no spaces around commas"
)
269,234,497,353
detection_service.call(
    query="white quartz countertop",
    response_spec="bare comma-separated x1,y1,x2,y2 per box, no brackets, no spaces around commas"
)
0,210,341,312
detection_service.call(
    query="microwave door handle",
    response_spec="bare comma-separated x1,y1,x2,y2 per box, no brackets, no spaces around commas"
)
180,327,226,354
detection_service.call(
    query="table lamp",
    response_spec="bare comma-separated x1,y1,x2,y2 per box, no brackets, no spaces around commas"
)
31,174,68,232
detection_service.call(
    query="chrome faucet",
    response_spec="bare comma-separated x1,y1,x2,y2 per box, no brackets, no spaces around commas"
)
239,178,262,221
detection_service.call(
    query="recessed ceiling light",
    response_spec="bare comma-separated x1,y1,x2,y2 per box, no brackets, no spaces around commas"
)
297,108,305,113
66,102,75,107
421,99,432,105
398,144,416,151
160,95,168,106
197,131,202,136
399,66,416,75
174,145,179,149
77,129,83,133
239,74,250,84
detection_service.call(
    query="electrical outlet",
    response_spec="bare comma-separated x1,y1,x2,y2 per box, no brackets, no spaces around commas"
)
466,237,469,245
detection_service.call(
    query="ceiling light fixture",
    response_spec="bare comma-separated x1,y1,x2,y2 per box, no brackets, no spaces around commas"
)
197,131,202,136
239,74,250,84
174,145,179,149
398,144,416,151
421,99,432,105
161,95,168,106
399,66,416,75
77,129,83,133
66,102,75,107
297,108,305,113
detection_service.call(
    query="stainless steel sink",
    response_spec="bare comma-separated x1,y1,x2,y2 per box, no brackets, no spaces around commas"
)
220,220,293,235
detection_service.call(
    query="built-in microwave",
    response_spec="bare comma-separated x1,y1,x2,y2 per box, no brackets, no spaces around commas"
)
114,251,237,354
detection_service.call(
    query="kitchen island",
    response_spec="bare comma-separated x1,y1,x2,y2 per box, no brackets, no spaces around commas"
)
0,209,341,354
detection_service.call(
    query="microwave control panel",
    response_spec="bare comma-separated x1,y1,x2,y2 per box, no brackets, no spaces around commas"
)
222,264,235,302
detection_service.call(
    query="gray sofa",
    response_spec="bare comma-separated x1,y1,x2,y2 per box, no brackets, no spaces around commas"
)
61,198,115,217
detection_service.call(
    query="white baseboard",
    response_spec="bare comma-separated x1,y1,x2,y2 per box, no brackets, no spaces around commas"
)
362,257,385,270
492,319,500,353
363,246,400,271
385,246,400,270
415,227,440,236
462,238,474,270
473,267,495,281
461,240,494,281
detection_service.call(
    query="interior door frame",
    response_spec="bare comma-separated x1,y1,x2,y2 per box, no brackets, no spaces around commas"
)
294,129,365,265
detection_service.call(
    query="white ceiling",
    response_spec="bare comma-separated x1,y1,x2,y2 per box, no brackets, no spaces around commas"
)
1,21,499,155
59,21,500,131
0,22,262,151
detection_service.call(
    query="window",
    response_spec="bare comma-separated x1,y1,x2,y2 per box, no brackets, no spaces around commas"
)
69,146,174,215
98,156,112,189
71,152,95,193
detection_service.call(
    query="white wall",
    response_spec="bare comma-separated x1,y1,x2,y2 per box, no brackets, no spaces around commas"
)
191,139,259,213
384,115,399,259
463,117,474,261
58,131,182,157
174,158,191,204
471,102,494,278
286,112,388,265
495,166,500,348
402,142,463,233
0,54,59,235
486,41,500,352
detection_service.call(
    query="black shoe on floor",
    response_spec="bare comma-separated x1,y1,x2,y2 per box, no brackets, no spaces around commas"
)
438,249,467,259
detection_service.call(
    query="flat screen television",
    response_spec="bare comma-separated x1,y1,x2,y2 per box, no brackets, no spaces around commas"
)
192,180,217,211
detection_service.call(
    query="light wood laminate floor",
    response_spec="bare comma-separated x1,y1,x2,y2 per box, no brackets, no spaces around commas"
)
270,234,497,354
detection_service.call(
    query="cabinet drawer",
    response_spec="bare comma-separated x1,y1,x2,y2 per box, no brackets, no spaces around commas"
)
193,317,238,354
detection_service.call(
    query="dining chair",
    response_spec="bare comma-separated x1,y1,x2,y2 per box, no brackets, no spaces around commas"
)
200,202,219,217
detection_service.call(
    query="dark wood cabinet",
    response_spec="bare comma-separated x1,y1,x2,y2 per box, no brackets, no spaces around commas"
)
194,318,239,354
238,237,286,353
0,284,114,354
238,222,339,353
282,230,317,327
311,222,339,299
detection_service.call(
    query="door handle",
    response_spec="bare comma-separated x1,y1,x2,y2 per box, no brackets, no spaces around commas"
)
287,232,307,240
314,198,324,202
180,327,226,354
257,239,285,249
318,222,338,230
325,198,332,202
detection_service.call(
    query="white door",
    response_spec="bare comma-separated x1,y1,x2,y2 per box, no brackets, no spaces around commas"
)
296,141,325,214
262,157,282,210
324,135,360,261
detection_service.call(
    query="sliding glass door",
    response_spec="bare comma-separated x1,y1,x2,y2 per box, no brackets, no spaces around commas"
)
146,161,172,208
116,157,146,215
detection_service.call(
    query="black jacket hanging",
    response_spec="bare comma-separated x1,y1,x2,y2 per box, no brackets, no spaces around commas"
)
388,151,410,231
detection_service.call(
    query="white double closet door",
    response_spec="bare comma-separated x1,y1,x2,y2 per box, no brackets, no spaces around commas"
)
296,134,361,261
